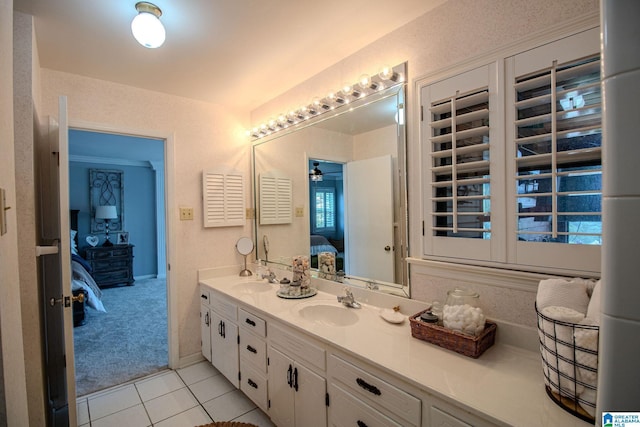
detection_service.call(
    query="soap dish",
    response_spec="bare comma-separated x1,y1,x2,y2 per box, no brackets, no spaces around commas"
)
380,307,405,324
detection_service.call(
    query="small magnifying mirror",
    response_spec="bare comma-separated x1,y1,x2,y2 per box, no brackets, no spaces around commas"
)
236,237,254,277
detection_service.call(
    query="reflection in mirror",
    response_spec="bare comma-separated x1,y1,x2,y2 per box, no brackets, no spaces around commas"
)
253,65,408,296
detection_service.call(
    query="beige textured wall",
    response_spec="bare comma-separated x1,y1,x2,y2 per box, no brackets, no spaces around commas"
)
0,1,30,425
250,0,600,332
38,70,252,361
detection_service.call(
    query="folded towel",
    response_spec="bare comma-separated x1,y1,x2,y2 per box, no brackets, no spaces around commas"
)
536,278,590,315
574,317,598,418
539,306,585,396
586,280,602,324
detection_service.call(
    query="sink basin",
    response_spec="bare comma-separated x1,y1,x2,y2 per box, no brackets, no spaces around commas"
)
232,281,272,294
296,303,359,327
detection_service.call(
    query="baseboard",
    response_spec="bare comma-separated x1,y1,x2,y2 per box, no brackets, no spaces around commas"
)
134,274,158,280
178,352,206,369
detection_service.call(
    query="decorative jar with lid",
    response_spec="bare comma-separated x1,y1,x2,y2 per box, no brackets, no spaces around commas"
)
443,289,485,336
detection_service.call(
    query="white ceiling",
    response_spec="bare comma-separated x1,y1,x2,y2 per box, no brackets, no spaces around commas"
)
14,0,446,112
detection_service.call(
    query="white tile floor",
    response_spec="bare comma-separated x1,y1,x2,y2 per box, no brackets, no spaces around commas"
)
77,361,275,427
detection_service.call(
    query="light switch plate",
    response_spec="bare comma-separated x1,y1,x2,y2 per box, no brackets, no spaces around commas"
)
246,208,255,219
179,207,194,221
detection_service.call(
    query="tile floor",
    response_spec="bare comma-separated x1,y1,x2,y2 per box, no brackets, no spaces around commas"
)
77,361,275,427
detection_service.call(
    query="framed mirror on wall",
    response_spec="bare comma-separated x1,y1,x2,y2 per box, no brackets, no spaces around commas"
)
90,169,124,234
252,63,410,297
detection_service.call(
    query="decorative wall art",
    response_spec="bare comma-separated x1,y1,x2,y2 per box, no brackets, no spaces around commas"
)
90,169,124,233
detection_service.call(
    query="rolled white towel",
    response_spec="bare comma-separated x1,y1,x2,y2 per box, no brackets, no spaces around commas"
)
536,278,591,315
574,317,598,418
586,280,602,324
539,306,585,396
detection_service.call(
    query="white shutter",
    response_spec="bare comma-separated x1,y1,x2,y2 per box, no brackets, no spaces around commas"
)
259,174,292,225
421,64,499,261
202,169,245,228
508,29,601,273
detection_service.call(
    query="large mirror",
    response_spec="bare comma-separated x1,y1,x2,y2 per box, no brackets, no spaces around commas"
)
252,68,409,296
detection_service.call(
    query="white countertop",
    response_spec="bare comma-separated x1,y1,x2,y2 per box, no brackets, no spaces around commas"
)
199,274,591,427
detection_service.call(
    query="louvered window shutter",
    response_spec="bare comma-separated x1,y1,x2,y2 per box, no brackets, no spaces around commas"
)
259,174,292,225
513,55,602,245
422,64,498,261
202,169,245,228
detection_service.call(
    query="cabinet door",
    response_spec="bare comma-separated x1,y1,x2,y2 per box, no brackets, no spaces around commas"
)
210,311,239,388
294,362,327,427
268,347,295,427
200,305,211,362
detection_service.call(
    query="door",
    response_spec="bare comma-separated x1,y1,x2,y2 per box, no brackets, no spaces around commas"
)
294,362,327,427
37,96,77,426
210,312,239,387
345,155,395,282
267,347,295,427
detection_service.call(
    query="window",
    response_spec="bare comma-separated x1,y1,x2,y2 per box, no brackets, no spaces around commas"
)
513,56,602,245
421,64,501,262
420,28,601,274
312,187,336,233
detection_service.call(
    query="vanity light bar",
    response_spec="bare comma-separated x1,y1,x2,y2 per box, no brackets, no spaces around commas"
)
248,64,405,140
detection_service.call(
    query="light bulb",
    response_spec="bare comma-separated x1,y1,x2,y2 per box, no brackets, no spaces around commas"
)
131,10,166,48
379,66,399,82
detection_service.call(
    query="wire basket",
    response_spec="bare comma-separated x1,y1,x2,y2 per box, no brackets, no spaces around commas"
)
535,304,598,424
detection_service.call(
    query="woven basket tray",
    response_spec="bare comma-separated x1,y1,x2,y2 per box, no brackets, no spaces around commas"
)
409,309,497,358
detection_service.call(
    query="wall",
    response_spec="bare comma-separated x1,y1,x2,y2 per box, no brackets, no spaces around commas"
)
250,0,600,341
38,69,252,362
0,1,30,425
69,162,158,276
12,11,46,426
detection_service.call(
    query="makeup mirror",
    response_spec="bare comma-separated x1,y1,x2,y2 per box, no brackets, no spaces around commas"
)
236,237,254,276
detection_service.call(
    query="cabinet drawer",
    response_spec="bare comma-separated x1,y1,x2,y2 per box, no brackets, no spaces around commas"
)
93,269,132,283
238,308,266,337
329,355,420,427
92,258,130,271
240,330,267,372
86,246,131,259
430,406,473,427
269,323,325,372
210,293,237,321
329,383,402,427
240,360,268,412
199,287,211,306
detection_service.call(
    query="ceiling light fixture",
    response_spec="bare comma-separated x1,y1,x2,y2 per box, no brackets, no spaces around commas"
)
131,2,166,49
249,63,406,140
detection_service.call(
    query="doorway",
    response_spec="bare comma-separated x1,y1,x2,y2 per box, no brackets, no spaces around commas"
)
68,128,170,396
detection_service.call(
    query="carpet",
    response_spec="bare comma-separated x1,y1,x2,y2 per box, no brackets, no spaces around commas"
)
73,277,168,396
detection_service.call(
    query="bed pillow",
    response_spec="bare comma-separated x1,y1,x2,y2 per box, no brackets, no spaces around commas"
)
71,230,79,255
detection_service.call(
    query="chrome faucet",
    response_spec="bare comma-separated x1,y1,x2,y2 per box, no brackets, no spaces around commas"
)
337,287,361,309
261,269,278,284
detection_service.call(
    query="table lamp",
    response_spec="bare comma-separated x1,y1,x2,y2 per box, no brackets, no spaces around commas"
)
95,205,118,247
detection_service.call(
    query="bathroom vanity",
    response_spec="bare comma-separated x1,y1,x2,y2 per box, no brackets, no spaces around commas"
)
199,273,590,427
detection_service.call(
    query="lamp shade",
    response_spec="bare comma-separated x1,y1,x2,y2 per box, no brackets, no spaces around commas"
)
95,205,118,220
131,2,165,48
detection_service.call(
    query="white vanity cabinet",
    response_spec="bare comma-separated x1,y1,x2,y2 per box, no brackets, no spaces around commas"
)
208,290,239,388
268,323,327,427
238,308,268,412
199,288,212,362
327,353,421,427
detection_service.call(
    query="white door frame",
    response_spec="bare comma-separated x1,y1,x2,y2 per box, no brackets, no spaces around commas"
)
68,119,178,369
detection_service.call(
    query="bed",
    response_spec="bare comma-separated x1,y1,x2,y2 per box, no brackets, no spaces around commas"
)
70,210,106,326
310,234,344,271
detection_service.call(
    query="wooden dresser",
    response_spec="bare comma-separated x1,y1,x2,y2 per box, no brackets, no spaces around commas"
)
84,244,135,288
